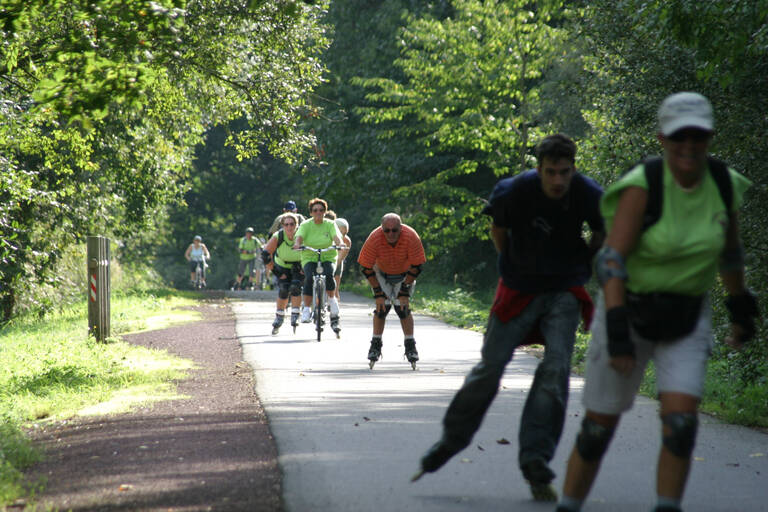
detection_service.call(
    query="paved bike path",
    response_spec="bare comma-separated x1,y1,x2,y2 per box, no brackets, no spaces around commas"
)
232,292,768,512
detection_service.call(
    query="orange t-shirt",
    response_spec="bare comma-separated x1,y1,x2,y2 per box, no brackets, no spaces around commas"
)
357,224,426,275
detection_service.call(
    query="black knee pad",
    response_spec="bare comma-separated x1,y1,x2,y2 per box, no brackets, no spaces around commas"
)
576,417,615,461
662,413,698,458
277,282,290,299
394,304,411,319
375,304,392,319
289,280,302,297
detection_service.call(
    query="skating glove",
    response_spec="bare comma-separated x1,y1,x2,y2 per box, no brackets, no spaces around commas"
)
725,289,759,342
606,306,634,358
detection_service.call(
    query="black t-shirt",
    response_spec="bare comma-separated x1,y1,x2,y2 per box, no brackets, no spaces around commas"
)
483,169,604,292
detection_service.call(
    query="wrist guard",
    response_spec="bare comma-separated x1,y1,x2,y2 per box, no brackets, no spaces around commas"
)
606,306,634,358
725,290,759,342
372,286,385,300
260,249,272,265
398,282,411,298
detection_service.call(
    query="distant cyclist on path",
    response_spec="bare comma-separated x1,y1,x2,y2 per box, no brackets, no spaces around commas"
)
357,213,426,369
413,134,605,502
234,227,261,290
184,235,211,287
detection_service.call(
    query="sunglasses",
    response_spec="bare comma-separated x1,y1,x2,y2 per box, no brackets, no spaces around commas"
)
383,227,400,234
311,207,325,213
667,129,711,143
282,222,296,227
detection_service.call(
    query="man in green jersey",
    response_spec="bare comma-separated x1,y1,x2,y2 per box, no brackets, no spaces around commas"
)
235,227,262,290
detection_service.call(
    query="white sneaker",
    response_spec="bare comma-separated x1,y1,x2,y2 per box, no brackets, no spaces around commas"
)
301,307,312,323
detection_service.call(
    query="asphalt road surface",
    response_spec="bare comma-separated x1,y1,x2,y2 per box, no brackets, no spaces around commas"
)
231,291,768,512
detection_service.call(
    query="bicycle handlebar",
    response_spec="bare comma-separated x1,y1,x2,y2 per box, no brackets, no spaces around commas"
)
295,245,347,252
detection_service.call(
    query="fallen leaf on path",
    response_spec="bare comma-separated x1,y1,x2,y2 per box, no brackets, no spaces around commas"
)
477,445,484,451
354,423,359,427
749,453,764,457
726,463,740,467
118,484,133,492
694,457,705,461
496,438,510,445
363,417,371,421
460,458,472,463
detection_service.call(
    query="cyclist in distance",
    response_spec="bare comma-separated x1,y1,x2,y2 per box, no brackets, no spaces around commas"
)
333,218,352,302
293,198,346,334
413,134,605,503
234,227,261,290
184,235,210,287
556,93,757,512
357,213,426,368
261,213,304,334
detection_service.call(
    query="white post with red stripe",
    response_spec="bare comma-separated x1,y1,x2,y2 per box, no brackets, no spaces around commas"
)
87,236,111,341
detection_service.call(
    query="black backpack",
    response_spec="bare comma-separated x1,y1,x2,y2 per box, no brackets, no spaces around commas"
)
639,156,733,231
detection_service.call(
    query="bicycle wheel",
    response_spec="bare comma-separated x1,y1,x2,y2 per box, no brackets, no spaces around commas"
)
195,263,203,289
314,276,325,342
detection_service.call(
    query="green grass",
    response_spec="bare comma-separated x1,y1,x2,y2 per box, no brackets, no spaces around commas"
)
0,289,200,505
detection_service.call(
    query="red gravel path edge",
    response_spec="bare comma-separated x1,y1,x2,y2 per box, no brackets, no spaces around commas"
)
22,298,282,512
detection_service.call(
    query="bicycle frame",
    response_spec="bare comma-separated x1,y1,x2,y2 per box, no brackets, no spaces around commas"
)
298,245,343,342
193,255,206,289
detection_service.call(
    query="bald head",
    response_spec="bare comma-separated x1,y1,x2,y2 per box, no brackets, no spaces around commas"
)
381,213,402,245
381,213,401,225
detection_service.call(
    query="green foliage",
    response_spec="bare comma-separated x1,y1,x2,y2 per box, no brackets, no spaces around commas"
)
0,0,329,320
351,0,574,254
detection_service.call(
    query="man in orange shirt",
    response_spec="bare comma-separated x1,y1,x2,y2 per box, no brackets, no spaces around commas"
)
358,213,426,369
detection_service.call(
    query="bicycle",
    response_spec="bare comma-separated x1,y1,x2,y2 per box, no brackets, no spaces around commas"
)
192,255,208,289
298,245,345,342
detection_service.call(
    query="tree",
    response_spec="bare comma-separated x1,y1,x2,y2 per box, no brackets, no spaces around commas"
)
351,0,574,262
0,0,329,320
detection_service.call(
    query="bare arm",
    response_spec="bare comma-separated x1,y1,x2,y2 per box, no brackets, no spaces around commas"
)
602,187,647,309
202,244,211,259
184,245,192,260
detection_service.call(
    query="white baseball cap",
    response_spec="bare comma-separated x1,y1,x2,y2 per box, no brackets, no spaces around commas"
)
658,92,714,136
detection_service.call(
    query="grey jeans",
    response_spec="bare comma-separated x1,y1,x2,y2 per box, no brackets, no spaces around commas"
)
440,291,580,468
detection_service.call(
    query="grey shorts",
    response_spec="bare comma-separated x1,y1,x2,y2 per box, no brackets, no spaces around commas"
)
582,293,713,415
374,268,414,304
237,258,257,276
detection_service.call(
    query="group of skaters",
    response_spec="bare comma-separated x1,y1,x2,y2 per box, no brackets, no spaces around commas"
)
189,92,760,512
261,198,428,369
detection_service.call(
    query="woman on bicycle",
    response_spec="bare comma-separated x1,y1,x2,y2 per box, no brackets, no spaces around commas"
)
184,235,211,287
333,218,352,302
261,213,304,334
293,198,345,333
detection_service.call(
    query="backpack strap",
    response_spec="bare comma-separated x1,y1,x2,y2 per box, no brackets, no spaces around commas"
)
707,156,733,223
277,228,285,247
640,156,733,232
641,157,664,230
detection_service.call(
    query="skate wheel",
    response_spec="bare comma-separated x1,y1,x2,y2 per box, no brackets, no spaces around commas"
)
411,362,417,370
293,326,297,333
369,360,376,369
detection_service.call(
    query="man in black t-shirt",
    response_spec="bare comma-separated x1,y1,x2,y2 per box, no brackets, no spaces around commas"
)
413,134,605,502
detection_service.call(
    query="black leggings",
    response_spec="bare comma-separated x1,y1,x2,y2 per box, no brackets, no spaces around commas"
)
302,261,336,295
274,263,303,299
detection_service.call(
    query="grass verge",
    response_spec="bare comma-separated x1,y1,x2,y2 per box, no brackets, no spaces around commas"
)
0,289,200,505
348,278,767,428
